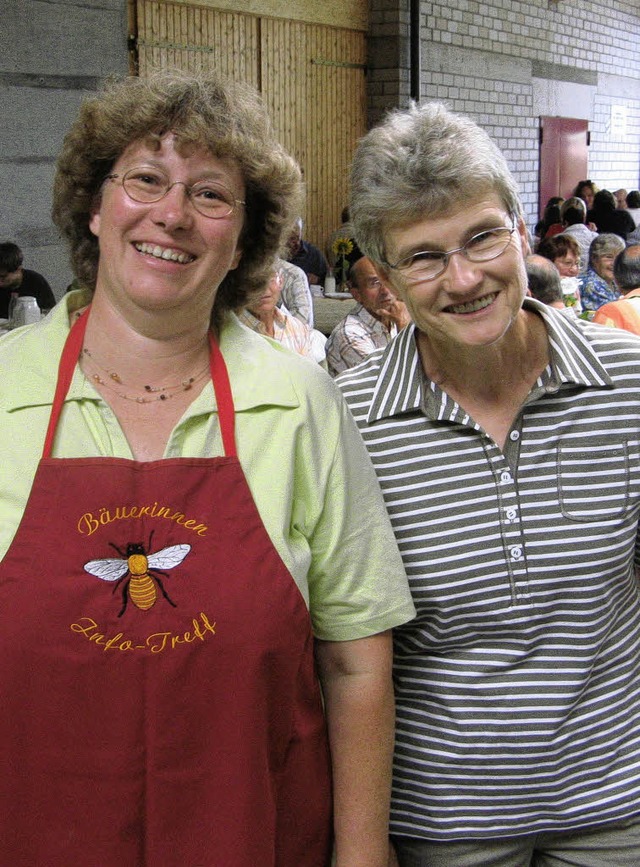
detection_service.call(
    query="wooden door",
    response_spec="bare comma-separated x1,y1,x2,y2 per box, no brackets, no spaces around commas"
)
131,0,367,250
539,117,589,215
133,2,259,85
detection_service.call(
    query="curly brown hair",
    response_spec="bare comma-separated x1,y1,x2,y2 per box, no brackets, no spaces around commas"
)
51,68,302,323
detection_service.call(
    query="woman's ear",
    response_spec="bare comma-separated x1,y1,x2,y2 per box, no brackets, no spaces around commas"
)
88,194,102,239
517,217,532,257
228,243,243,271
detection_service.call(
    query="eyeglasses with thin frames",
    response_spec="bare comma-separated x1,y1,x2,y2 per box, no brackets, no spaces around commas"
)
384,218,517,283
104,166,246,219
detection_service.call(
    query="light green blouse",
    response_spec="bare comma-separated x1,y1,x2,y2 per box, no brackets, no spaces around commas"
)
0,291,414,641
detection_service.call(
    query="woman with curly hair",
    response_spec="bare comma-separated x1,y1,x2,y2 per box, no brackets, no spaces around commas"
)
573,178,597,212
0,69,414,866
536,233,582,278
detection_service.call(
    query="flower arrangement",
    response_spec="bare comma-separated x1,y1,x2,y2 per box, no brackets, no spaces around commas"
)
332,236,354,289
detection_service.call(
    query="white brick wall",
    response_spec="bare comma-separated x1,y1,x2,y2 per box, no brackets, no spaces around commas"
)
368,0,640,228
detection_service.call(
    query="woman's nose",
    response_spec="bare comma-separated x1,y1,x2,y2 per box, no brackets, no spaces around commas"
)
442,250,484,292
149,182,194,228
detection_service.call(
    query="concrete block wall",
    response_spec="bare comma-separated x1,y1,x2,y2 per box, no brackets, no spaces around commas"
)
368,1,412,119
368,0,640,230
0,0,128,298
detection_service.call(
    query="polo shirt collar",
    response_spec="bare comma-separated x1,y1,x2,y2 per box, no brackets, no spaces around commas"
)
354,303,395,337
219,314,300,411
353,303,376,328
366,297,613,424
2,290,93,412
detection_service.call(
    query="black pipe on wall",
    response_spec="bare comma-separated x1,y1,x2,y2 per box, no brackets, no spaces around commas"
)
410,0,421,102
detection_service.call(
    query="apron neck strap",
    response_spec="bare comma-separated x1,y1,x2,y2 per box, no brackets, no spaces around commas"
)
208,330,236,458
42,308,237,460
42,308,89,458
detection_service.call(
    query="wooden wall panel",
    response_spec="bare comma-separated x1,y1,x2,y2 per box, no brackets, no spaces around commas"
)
136,1,259,85
134,0,366,250
153,0,368,32
260,18,366,249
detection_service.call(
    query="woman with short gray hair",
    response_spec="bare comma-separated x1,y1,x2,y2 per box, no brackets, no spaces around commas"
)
579,232,626,313
349,101,522,268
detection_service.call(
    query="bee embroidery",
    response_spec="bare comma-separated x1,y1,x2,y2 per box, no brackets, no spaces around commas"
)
84,532,191,617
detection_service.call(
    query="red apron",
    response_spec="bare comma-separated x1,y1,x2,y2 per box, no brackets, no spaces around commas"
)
0,310,332,866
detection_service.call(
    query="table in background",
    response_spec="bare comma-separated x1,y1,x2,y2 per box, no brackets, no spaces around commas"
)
313,294,354,336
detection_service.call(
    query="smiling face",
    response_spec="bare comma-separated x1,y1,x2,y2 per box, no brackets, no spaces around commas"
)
553,252,580,278
89,133,245,323
593,253,616,285
381,195,529,353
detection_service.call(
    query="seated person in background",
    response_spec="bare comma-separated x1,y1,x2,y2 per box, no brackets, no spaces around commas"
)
592,245,640,335
0,241,56,318
614,189,628,210
325,255,410,377
239,266,314,358
525,254,568,310
533,198,563,248
590,189,635,239
578,233,626,314
287,217,329,287
277,258,314,328
626,190,640,228
573,179,597,215
543,205,563,238
559,197,598,271
537,234,581,279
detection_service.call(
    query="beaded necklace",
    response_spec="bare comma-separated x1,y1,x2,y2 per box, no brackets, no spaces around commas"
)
81,346,209,404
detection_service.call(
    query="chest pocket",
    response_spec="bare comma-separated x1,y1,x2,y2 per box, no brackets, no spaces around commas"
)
557,442,632,521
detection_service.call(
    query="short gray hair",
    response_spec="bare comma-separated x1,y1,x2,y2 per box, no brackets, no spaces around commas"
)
349,101,522,266
588,233,626,267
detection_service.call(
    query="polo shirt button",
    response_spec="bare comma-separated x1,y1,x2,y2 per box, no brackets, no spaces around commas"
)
510,545,523,560
501,471,512,483
506,507,517,520
510,430,520,441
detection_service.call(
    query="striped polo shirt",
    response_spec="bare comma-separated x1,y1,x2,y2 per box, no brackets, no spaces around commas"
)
337,298,640,840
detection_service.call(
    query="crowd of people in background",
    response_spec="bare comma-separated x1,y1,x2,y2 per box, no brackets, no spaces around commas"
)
531,183,640,330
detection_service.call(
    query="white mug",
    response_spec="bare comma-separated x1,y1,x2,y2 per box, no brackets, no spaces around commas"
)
324,274,336,295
